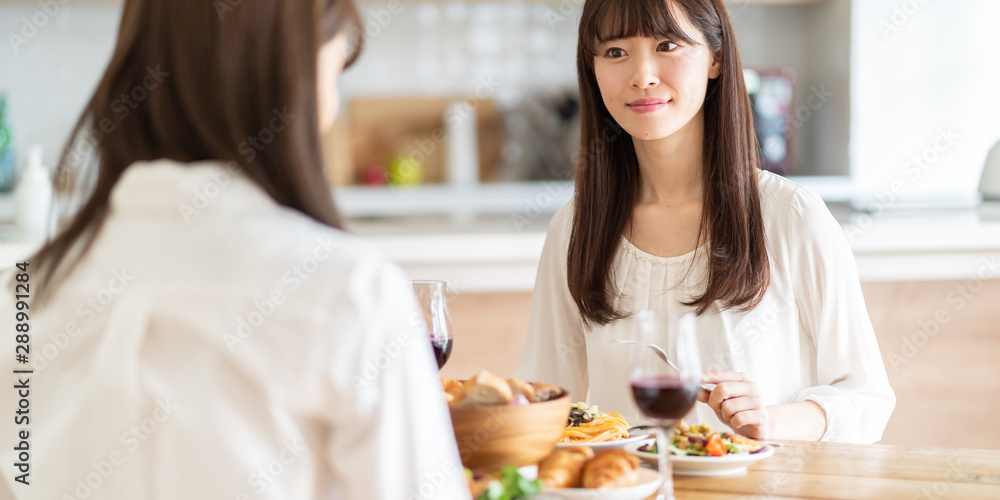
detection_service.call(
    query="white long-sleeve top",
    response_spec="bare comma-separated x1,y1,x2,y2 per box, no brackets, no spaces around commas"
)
0,160,470,499
516,170,895,443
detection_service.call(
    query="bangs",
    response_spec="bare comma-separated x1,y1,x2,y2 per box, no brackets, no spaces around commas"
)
581,0,699,57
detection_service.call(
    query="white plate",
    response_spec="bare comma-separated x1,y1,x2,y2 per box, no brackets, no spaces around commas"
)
555,433,650,450
519,465,663,499
624,438,775,476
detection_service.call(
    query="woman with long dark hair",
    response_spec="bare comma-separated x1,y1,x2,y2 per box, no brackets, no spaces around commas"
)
0,1,470,497
517,0,895,443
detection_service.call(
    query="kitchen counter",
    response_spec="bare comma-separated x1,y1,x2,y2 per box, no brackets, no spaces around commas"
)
3,203,999,292
348,203,1000,292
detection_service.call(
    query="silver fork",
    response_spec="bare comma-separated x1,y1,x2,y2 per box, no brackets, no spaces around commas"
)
608,339,716,393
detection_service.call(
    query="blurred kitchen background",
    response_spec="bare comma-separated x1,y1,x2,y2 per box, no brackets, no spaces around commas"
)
1,0,999,449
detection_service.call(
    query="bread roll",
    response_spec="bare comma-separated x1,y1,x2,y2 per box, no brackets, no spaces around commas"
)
537,447,595,488
582,449,640,489
441,378,464,405
507,378,537,402
442,378,464,395
458,370,512,405
531,381,563,402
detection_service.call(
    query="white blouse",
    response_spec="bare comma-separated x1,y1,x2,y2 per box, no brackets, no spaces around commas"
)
516,170,895,443
0,160,471,499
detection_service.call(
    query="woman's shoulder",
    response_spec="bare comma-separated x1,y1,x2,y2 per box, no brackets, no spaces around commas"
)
757,169,838,233
551,198,576,227
757,169,852,275
542,198,576,242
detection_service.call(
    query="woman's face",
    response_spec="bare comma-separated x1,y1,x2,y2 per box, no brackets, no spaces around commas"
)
593,12,721,141
318,33,350,133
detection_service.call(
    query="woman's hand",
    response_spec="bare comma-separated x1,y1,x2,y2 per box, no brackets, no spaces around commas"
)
697,371,770,439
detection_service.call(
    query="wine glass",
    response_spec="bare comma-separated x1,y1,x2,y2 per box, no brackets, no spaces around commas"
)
410,280,454,370
628,310,701,500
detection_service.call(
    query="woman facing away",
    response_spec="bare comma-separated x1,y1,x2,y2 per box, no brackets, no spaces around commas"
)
516,0,895,443
0,0,470,498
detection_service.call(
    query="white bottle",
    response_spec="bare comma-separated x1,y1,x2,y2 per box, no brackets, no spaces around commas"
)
444,101,480,224
15,145,53,243
444,100,480,188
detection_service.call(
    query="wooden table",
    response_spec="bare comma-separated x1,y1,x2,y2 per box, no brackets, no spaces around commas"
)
666,441,1000,499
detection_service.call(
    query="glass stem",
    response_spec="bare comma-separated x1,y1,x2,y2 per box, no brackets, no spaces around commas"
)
657,425,675,500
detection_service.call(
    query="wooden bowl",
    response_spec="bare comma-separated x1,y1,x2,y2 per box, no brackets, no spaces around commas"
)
449,390,571,471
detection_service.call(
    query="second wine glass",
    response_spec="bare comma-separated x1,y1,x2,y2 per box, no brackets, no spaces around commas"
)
628,310,702,500
410,280,453,370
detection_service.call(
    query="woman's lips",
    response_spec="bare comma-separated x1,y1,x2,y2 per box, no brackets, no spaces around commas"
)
626,99,670,114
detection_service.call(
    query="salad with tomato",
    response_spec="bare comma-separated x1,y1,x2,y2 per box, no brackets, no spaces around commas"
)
639,420,766,457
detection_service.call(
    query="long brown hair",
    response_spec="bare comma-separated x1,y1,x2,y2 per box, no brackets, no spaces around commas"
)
569,0,769,325
29,0,362,304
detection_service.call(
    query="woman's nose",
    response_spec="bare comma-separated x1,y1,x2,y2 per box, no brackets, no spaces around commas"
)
629,59,660,89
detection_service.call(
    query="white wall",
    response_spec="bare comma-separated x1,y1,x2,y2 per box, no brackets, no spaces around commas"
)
0,3,122,168
850,0,1000,203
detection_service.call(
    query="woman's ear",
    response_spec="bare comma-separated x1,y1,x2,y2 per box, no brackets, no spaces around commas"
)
709,50,723,80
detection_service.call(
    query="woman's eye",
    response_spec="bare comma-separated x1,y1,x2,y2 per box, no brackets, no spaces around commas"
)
658,41,679,52
605,48,626,58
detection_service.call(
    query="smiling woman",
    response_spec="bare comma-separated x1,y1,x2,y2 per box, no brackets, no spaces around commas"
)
572,0,767,323
516,0,896,446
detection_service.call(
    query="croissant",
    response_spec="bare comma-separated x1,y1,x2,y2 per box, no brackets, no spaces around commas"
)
537,447,595,488
582,449,640,489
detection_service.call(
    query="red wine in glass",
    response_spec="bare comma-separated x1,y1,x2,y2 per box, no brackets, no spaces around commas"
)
629,310,701,500
631,375,699,423
411,280,454,372
430,337,453,369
